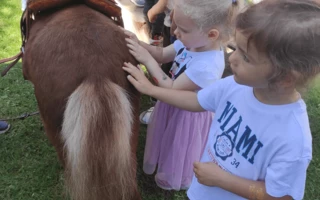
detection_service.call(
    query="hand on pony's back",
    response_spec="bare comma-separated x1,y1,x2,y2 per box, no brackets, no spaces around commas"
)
123,62,154,95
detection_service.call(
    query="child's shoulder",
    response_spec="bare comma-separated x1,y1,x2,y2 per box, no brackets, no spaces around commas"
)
199,76,245,98
267,100,312,160
288,102,312,156
173,40,184,51
218,76,245,91
187,49,225,72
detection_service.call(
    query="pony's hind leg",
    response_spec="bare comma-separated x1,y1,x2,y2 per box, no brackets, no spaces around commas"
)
47,131,65,166
42,120,66,166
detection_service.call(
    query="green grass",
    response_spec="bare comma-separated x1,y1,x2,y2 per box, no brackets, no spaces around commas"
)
0,1,319,200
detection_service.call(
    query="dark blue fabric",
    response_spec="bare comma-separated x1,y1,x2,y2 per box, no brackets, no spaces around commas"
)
0,121,9,131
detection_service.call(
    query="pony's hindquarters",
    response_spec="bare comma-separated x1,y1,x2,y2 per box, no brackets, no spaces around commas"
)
22,4,141,199
62,80,136,200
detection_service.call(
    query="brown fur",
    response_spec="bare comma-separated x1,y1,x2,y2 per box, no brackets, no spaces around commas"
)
22,4,141,200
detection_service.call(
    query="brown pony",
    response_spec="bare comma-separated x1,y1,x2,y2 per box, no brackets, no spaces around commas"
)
18,1,141,200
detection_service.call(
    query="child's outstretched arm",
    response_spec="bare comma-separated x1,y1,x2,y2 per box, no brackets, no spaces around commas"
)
121,27,175,64
147,0,168,23
125,40,182,89
194,162,292,200
123,62,204,112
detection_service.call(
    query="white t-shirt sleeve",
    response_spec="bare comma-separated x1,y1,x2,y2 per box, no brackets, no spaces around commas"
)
265,158,311,200
197,76,234,112
173,40,184,52
185,60,222,88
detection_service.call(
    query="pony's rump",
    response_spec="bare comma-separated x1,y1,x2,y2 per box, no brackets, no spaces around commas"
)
20,3,141,200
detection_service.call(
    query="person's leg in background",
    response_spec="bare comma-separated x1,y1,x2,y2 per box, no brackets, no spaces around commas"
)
143,0,165,45
143,0,154,36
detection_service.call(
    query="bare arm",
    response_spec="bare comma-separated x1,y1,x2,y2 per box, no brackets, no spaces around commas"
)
124,60,199,90
147,0,168,22
138,41,176,64
194,162,292,200
122,63,204,112
220,173,292,200
149,0,168,15
149,84,203,112
125,39,200,90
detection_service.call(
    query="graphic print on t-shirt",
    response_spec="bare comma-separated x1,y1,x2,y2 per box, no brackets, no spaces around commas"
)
170,47,192,80
214,132,234,160
210,101,264,170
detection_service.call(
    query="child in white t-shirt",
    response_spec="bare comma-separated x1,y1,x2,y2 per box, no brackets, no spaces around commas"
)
122,0,238,191
123,0,320,199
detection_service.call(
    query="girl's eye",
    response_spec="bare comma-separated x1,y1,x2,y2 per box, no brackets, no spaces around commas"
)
227,44,250,62
178,27,187,33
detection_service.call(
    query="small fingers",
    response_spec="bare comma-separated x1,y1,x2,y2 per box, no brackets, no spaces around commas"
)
123,62,135,68
118,26,126,34
123,62,141,77
127,75,137,84
118,26,125,31
125,38,138,45
119,27,134,37
127,41,138,49
122,66,130,74
127,75,143,91
129,50,138,57
137,64,144,72
123,67,135,77
193,162,200,168
127,43,137,51
118,26,138,40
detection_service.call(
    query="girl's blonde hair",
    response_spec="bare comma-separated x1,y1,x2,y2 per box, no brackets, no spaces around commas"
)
175,0,243,40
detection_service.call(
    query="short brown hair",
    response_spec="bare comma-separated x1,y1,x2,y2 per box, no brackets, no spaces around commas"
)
236,0,320,86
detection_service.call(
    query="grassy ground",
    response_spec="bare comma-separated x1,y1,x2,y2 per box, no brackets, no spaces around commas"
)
0,1,319,200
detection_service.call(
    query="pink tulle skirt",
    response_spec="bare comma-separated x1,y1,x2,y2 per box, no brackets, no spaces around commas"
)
143,101,212,191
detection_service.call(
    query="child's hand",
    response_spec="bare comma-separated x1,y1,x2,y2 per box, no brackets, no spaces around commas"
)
147,8,157,23
125,38,153,65
193,162,225,187
123,62,154,95
119,26,140,44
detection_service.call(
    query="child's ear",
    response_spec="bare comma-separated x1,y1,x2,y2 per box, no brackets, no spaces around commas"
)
278,70,302,88
208,29,220,41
